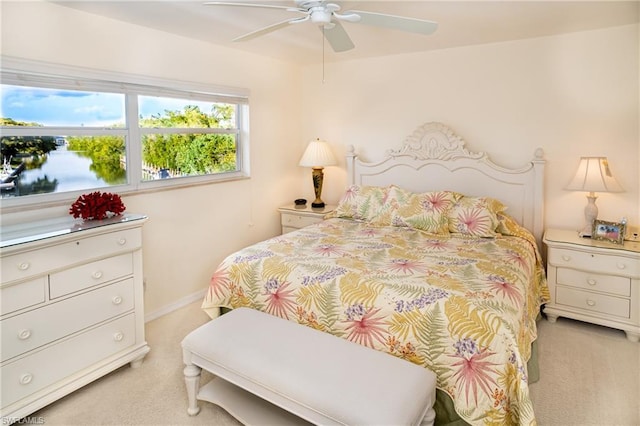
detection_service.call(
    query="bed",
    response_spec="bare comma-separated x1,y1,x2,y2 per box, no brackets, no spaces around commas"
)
201,122,550,426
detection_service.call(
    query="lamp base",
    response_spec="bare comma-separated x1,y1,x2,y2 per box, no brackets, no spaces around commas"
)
310,167,326,210
579,193,598,238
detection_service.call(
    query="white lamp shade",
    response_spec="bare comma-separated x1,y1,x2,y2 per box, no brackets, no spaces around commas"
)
565,157,623,193
299,139,336,168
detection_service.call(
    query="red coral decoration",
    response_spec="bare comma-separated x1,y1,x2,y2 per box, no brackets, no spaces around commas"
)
69,191,126,221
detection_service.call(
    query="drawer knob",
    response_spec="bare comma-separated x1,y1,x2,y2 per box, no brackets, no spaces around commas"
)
117,238,127,246
113,332,124,342
19,373,33,385
561,255,571,262
112,295,123,305
92,271,104,279
616,263,626,270
586,299,596,307
587,278,597,286
17,329,32,340
17,261,30,271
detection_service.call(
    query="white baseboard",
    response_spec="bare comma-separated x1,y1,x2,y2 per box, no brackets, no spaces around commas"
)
144,289,206,323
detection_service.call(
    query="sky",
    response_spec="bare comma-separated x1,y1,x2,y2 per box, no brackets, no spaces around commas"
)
1,84,217,127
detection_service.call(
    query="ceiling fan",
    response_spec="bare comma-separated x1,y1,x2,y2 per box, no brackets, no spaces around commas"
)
203,0,438,53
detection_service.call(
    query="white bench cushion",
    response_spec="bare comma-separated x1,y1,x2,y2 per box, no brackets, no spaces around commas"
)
182,307,437,425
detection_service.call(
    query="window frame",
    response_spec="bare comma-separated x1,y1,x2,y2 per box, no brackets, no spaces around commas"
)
0,56,250,212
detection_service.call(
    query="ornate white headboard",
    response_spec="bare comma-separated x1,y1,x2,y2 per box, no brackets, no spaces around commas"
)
346,122,545,246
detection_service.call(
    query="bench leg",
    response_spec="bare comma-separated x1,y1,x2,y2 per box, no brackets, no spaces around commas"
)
183,364,202,416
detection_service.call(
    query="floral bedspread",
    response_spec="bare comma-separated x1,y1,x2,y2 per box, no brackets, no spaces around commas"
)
202,218,549,425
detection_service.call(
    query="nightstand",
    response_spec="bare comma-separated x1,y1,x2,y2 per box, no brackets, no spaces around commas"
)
543,228,640,342
278,204,336,234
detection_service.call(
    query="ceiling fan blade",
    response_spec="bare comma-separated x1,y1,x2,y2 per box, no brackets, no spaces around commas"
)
346,10,438,35
321,20,354,52
203,2,302,12
233,18,300,42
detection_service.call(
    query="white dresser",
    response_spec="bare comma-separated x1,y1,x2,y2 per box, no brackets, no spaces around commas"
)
0,214,150,423
543,228,640,342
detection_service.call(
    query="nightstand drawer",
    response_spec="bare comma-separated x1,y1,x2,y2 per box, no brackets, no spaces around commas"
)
548,247,640,278
556,268,631,297
556,286,630,318
49,253,133,299
280,214,322,229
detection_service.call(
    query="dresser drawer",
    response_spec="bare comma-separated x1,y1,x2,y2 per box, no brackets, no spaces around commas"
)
1,279,134,362
49,253,133,299
1,313,136,409
0,278,46,316
556,268,631,297
556,286,630,319
548,247,640,278
280,214,322,229
1,228,141,284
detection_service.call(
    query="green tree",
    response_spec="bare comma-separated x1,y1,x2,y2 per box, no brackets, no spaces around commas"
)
141,104,237,175
0,118,58,163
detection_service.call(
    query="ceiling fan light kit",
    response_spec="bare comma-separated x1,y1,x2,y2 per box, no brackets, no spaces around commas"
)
204,0,438,53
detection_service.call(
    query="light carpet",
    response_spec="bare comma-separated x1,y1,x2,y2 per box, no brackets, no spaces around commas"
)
31,301,639,425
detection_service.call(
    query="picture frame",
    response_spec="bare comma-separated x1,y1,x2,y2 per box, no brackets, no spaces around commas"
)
592,219,626,245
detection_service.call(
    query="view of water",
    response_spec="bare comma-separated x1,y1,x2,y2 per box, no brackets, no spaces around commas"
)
2,145,110,198
26,146,107,190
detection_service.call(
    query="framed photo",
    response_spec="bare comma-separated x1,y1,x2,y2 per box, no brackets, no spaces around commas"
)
592,219,626,245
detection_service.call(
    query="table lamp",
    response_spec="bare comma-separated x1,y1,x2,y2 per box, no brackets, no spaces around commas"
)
565,156,623,237
299,139,336,208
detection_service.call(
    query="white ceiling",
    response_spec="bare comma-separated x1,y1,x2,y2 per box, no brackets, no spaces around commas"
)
53,1,639,65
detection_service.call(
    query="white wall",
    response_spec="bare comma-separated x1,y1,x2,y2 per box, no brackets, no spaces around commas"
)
299,24,639,234
0,1,304,317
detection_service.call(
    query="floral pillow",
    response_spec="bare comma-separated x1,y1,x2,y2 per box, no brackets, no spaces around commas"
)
325,185,393,224
447,196,507,237
391,189,460,234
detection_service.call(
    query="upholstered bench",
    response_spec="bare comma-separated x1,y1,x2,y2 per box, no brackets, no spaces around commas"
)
181,307,437,425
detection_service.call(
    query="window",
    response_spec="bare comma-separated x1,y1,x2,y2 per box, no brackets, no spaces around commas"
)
138,95,238,181
0,58,249,209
